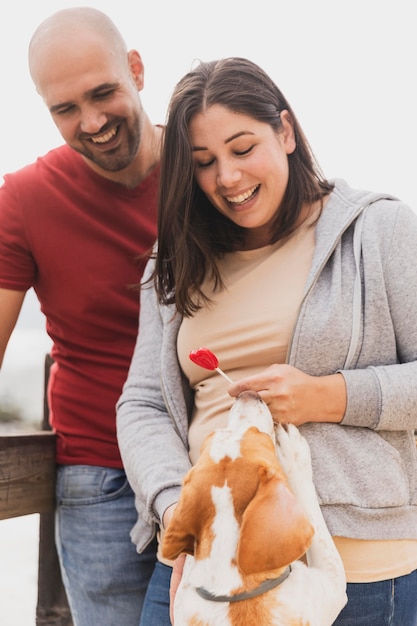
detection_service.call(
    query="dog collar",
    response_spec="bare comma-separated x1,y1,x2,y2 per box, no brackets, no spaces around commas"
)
196,565,291,603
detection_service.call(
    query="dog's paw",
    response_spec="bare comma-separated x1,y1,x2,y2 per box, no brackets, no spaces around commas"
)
274,423,313,485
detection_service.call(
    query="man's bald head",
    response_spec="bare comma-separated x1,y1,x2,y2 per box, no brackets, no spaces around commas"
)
26,8,152,180
29,8,128,92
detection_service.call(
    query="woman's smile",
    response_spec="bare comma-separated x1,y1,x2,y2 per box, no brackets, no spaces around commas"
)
190,104,296,244
225,184,260,207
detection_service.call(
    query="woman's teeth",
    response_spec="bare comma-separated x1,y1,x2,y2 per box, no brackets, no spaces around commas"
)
226,185,259,205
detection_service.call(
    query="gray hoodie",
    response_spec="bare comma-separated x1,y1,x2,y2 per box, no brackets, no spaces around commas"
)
117,178,417,552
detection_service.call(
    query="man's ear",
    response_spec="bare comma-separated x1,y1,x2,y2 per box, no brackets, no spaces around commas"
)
128,49,144,90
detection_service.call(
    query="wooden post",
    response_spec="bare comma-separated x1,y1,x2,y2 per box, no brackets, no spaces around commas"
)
36,354,73,626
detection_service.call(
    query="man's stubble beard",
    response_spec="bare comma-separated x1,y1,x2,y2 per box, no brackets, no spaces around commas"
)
76,116,142,172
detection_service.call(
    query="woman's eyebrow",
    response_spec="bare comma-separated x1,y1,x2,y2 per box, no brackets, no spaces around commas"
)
192,130,255,152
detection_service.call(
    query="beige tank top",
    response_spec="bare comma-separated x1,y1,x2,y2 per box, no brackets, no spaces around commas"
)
179,218,316,464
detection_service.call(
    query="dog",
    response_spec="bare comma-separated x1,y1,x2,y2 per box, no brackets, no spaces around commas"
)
162,390,347,625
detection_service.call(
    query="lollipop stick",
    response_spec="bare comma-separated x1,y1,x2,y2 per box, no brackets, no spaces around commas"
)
215,367,234,383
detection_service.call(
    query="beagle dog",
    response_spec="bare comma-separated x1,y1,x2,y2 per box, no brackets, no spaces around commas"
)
162,390,347,626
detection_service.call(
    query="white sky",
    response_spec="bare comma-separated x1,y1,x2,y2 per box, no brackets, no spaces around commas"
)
2,0,416,206
1,0,416,339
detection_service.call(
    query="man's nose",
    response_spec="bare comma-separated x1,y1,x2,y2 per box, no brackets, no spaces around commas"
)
79,106,107,135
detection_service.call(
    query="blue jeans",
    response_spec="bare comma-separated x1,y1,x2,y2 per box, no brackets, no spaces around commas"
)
55,465,157,626
138,564,417,626
334,570,417,625
139,562,172,626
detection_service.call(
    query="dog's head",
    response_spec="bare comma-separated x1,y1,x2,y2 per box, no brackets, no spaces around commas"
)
162,391,314,575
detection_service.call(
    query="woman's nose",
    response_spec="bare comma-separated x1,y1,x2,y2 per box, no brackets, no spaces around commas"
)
216,161,241,188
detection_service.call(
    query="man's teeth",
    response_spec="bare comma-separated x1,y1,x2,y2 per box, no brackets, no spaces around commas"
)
226,185,259,204
91,127,117,144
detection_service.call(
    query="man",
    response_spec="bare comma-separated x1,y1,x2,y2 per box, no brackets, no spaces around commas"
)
0,8,161,625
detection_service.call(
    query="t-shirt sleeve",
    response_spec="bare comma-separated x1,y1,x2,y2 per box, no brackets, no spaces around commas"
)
0,173,36,290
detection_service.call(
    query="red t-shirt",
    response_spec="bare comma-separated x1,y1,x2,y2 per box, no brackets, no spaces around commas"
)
0,145,158,467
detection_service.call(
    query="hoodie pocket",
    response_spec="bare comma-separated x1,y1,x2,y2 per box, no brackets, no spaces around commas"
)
301,423,412,508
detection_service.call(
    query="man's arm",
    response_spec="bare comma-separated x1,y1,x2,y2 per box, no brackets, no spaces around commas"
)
0,288,26,367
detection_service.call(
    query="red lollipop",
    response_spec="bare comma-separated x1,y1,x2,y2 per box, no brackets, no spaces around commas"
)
189,347,233,383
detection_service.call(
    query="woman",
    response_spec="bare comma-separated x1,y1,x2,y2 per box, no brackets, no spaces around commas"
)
117,57,417,625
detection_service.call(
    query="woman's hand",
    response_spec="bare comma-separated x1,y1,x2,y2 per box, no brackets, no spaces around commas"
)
162,503,177,530
228,364,347,426
162,504,184,624
169,553,186,625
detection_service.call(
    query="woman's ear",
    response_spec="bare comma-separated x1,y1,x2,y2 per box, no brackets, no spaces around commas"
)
280,109,296,155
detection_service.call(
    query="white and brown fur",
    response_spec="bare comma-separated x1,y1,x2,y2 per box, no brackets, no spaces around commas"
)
162,390,347,626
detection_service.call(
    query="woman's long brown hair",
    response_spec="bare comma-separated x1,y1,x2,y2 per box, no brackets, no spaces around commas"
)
153,57,333,317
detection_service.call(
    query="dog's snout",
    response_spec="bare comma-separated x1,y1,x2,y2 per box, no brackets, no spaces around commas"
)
228,390,273,436
237,390,262,403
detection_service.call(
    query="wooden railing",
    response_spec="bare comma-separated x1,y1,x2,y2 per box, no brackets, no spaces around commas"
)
0,432,55,518
0,355,73,625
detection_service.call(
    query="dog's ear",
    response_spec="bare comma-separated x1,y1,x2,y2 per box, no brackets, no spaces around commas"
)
160,477,198,560
237,465,314,575
161,462,216,561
